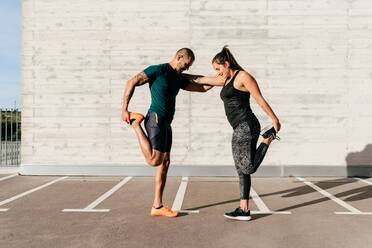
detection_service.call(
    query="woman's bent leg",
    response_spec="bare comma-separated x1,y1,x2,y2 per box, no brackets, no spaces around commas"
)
251,142,269,173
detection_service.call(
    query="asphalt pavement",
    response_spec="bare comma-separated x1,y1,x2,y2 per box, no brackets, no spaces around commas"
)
1,171,372,248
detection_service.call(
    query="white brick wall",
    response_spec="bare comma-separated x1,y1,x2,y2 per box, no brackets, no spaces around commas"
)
22,0,372,170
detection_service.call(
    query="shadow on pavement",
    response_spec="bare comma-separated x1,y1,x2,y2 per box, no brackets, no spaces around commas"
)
268,179,372,212
177,213,189,218
185,198,240,211
186,177,372,218
259,178,357,198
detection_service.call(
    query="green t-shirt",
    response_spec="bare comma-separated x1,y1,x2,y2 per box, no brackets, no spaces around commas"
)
144,63,189,123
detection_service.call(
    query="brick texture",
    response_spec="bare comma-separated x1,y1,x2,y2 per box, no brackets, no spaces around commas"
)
22,0,372,168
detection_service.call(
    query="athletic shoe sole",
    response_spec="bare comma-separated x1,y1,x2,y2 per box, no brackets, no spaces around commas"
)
223,214,252,221
260,125,280,140
129,112,144,125
260,125,272,135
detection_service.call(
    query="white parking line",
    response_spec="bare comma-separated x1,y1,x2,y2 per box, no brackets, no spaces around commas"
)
0,176,68,212
63,176,133,213
172,177,199,214
296,177,372,215
250,187,291,215
0,174,17,182
333,212,372,215
335,177,372,215
355,178,372,186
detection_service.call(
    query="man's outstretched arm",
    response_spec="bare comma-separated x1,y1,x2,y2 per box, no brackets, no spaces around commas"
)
121,72,149,123
184,82,214,92
181,74,215,92
182,73,225,90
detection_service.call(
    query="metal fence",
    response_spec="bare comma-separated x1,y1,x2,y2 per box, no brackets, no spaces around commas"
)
1,108,21,166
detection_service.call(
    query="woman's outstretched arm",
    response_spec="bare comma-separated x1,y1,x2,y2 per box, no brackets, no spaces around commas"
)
241,72,281,132
182,73,225,86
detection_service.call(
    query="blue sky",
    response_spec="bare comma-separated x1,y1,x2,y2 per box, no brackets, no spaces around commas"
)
0,0,21,109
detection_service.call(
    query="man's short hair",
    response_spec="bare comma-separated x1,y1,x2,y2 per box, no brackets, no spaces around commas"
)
176,48,195,61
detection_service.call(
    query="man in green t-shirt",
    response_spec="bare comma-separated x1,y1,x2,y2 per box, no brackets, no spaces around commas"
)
121,48,213,217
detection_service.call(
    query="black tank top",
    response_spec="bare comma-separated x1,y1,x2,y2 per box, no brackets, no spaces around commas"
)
220,70,254,129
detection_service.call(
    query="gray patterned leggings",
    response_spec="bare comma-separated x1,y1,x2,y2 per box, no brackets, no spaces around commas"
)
232,120,269,199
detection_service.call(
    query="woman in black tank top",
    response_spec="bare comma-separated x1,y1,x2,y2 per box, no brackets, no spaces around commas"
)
192,46,281,220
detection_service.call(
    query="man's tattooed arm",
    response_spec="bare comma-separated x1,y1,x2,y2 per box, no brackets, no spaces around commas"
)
133,72,149,86
122,71,149,112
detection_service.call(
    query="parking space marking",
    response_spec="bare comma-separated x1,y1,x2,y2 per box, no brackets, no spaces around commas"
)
0,174,17,182
63,176,133,213
172,177,199,214
250,187,291,215
296,177,372,215
356,178,372,186
0,176,68,212
334,177,372,215
334,212,372,215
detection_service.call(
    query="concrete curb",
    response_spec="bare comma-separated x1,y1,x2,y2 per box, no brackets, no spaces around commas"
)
0,167,20,174
19,164,372,177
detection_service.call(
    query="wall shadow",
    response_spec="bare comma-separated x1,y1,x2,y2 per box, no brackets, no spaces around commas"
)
346,144,372,177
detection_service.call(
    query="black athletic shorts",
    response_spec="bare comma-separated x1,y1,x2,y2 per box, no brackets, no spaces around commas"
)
144,112,172,153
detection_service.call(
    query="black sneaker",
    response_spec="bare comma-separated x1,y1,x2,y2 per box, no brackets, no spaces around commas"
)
261,126,280,140
224,207,251,221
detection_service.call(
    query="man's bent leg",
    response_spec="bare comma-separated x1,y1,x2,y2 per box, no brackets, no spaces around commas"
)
132,120,163,166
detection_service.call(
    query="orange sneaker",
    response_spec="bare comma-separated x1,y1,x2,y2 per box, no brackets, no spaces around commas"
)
129,112,144,125
150,206,179,217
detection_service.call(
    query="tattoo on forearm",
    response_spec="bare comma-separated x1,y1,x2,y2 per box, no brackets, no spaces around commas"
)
193,77,201,83
134,72,148,86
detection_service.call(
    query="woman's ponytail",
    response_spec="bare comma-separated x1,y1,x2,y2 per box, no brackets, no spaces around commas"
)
212,45,244,71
